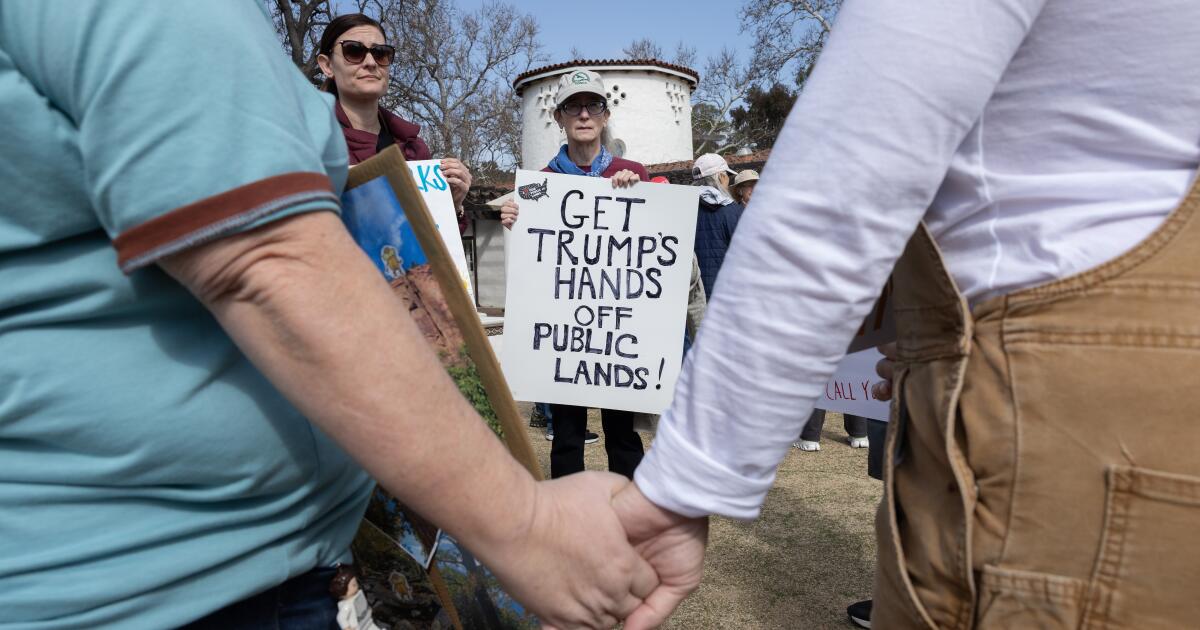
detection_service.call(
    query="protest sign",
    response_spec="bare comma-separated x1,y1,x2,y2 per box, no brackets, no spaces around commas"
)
407,159,475,305
341,147,540,630
501,170,700,414
816,347,891,421
815,281,895,422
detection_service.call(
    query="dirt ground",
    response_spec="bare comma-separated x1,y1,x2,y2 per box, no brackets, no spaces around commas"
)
520,405,881,630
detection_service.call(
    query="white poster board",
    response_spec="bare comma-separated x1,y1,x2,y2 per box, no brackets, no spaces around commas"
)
501,170,700,413
815,347,891,421
407,159,474,305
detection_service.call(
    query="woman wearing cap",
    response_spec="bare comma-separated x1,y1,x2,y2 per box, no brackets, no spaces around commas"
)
691,153,746,298
732,169,759,205
500,68,650,481
317,14,473,222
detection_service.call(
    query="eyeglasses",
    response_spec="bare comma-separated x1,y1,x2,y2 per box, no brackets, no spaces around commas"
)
337,40,396,66
558,101,607,117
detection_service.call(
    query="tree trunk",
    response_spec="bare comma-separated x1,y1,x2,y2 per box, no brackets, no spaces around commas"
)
455,544,505,628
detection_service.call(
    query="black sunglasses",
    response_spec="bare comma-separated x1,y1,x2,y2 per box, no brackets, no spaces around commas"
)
337,40,396,66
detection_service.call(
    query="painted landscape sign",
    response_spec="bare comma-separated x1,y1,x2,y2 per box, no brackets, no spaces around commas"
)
341,147,540,629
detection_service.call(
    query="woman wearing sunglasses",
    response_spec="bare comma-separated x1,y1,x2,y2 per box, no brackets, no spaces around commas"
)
316,14,473,219
501,68,650,481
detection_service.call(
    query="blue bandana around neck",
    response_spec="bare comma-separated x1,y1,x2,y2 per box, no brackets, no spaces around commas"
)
547,144,614,177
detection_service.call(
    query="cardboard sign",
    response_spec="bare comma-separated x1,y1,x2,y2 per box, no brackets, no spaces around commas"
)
815,347,891,421
410,159,474,305
501,170,700,414
342,147,541,630
814,280,896,422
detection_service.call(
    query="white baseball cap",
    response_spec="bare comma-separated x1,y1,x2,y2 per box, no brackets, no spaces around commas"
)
692,153,738,180
555,68,606,107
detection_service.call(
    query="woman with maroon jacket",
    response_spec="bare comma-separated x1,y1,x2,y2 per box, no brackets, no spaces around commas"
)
316,14,472,222
501,67,649,480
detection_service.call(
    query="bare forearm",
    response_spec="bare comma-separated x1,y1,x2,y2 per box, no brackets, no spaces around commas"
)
161,211,534,551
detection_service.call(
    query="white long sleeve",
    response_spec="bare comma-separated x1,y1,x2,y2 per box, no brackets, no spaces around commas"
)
636,0,1200,519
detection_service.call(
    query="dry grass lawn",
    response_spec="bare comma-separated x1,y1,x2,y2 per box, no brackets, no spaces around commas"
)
520,405,881,630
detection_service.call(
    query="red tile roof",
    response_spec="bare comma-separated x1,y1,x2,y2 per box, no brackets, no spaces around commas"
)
644,148,772,176
514,59,700,93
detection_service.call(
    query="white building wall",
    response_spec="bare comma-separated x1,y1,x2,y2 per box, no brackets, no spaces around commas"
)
473,218,507,309
519,66,695,169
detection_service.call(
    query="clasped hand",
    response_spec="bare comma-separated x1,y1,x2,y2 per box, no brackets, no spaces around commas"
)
484,472,706,629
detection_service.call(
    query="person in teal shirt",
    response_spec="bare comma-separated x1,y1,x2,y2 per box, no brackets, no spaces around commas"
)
0,2,667,628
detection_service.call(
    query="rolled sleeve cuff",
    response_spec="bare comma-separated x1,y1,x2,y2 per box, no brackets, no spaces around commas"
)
112,172,339,273
633,412,776,521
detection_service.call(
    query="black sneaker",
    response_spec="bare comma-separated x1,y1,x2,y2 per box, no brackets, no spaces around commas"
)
584,431,600,444
847,599,872,629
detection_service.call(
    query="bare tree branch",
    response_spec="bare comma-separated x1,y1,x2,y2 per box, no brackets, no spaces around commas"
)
376,0,546,173
691,48,755,156
268,0,331,85
267,0,544,174
622,38,664,60
741,0,842,86
672,43,698,69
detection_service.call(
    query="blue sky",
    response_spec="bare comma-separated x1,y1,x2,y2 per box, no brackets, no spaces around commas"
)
462,0,756,71
320,0,759,75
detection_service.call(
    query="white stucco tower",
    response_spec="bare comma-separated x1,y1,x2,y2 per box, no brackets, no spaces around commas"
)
513,59,699,169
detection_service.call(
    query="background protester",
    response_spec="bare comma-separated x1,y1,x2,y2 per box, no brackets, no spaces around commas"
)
0,4,659,628
501,68,650,480
732,169,759,205
534,402,600,444
612,0,1200,627
691,153,745,298
316,13,473,225
793,411,868,451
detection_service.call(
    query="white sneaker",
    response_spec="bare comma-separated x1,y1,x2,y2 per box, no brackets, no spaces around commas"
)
792,440,821,452
849,436,869,449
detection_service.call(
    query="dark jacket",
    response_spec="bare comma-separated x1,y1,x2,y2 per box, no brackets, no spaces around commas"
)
694,192,744,298
335,101,431,165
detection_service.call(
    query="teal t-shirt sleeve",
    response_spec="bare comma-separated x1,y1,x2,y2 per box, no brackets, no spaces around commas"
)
0,0,349,272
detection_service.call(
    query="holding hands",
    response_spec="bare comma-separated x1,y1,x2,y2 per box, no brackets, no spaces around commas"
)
612,483,708,629
496,475,704,629
486,473,662,629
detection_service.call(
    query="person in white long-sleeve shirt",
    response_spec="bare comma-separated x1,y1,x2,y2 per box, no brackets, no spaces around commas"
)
608,1,1200,627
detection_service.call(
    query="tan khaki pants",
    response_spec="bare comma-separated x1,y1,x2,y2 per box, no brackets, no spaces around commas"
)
872,180,1200,629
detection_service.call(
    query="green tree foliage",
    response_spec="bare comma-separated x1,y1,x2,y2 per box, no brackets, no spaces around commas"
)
444,348,504,438
730,83,798,150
